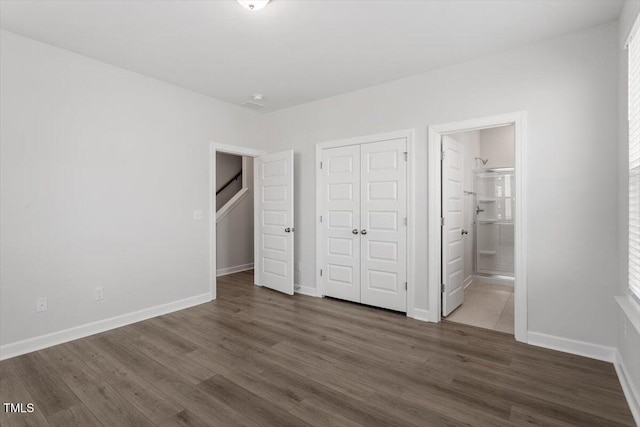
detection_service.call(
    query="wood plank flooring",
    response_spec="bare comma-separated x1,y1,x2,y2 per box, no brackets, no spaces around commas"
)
0,270,634,426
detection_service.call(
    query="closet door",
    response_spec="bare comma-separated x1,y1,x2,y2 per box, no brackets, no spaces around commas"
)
360,138,407,312
319,145,361,302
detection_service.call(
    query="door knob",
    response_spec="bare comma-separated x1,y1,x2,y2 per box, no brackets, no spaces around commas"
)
284,227,291,233
352,229,359,235
361,229,367,235
461,229,469,235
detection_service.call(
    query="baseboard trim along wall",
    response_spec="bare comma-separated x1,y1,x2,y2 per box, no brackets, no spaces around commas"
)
0,292,211,361
615,350,640,425
216,263,254,277
463,275,473,290
409,308,431,322
294,285,319,297
527,331,616,362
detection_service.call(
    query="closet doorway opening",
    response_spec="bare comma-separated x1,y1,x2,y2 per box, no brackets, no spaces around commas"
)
428,112,527,343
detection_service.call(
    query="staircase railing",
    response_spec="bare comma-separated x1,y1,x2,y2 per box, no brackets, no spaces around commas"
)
216,170,242,195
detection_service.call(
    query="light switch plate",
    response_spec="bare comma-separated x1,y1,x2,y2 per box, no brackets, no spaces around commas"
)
36,297,47,312
193,210,204,221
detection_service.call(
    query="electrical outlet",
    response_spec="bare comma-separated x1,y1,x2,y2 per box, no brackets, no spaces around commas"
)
36,297,47,312
295,262,302,272
193,210,204,221
95,287,104,301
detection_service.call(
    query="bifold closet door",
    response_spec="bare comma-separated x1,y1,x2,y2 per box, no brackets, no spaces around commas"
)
320,145,361,303
360,139,407,312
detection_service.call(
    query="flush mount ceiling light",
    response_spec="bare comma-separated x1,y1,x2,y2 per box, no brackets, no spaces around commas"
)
237,0,270,11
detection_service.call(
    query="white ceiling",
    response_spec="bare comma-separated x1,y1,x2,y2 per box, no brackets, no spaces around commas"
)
0,0,625,112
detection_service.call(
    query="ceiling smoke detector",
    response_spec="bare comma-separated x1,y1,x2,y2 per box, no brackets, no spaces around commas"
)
241,94,266,109
237,1,270,11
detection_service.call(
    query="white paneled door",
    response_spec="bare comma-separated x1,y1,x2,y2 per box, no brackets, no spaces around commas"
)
441,136,464,316
319,138,407,312
256,150,294,295
320,145,361,303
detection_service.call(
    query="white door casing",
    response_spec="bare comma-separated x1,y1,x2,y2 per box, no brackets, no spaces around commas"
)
256,150,294,295
360,139,408,311
320,145,361,302
441,135,464,316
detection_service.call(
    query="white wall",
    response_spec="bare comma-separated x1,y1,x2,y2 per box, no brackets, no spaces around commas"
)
617,0,640,420
262,22,620,348
479,126,515,168
449,130,480,282
0,30,264,353
216,152,242,208
216,157,254,273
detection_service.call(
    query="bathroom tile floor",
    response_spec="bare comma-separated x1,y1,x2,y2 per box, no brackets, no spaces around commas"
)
445,278,514,334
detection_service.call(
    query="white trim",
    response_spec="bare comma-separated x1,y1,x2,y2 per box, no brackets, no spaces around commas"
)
463,275,473,290
210,142,266,301
617,295,640,336
216,263,254,277
428,111,528,342
615,350,640,425
216,187,249,224
315,129,415,316
0,293,210,361
295,285,319,297
624,10,640,49
473,275,515,287
409,308,431,322
527,332,615,363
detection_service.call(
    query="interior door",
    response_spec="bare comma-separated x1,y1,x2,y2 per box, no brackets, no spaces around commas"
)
360,138,407,312
441,135,464,316
319,145,361,302
256,150,294,295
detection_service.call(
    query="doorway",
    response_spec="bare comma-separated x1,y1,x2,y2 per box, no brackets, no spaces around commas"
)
441,126,515,334
209,143,295,300
428,112,527,343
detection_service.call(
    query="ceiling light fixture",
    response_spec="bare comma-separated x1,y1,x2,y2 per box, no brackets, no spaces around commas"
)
237,0,270,11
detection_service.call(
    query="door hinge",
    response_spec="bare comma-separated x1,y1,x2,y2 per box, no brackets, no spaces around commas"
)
403,151,408,161
441,283,445,292
441,217,445,227
405,282,408,290
404,217,407,226
320,269,323,277
320,161,323,169
320,215,323,223
440,151,445,160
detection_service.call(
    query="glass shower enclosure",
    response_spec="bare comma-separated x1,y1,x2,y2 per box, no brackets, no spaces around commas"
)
474,168,515,277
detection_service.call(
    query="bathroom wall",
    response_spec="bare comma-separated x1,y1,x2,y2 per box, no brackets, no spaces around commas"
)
479,126,515,168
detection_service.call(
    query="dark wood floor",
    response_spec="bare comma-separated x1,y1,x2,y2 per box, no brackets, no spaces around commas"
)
0,270,634,426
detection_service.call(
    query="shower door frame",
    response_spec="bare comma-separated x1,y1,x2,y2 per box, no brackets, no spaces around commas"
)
427,111,528,343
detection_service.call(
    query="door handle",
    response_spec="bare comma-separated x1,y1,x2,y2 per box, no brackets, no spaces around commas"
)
352,229,359,235
461,229,469,235
284,227,291,233
361,229,367,235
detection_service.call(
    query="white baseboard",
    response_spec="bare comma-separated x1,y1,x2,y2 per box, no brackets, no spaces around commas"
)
527,331,616,362
216,263,254,277
463,275,473,290
294,285,319,297
615,350,640,425
409,308,432,322
0,293,211,361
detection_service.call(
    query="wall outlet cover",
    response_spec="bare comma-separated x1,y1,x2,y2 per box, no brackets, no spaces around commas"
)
193,210,204,221
95,287,104,301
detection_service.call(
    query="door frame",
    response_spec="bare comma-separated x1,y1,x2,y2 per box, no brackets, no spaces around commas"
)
209,142,265,301
427,112,527,343
315,129,416,317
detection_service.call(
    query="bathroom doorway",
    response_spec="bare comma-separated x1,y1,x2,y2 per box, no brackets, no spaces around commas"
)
440,126,515,333
428,112,527,342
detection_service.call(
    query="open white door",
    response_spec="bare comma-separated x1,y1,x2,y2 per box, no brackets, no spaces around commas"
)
255,150,294,295
442,135,464,316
